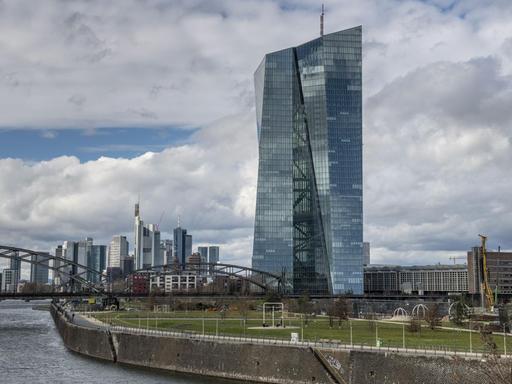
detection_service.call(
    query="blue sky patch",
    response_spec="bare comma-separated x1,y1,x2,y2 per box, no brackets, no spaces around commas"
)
0,127,196,162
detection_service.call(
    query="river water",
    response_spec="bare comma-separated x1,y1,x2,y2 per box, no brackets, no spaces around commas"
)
0,301,237,384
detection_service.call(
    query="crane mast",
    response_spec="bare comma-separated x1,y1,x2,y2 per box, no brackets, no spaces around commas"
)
479,234,494,310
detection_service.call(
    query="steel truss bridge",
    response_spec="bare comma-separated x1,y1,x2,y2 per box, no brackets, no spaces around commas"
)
134,262,285,293
0,245,104,292
0,245,284,296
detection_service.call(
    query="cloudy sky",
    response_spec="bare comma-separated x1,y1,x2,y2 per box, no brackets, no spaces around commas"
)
1,0,511,271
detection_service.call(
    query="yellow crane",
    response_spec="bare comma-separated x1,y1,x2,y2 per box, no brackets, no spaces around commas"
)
479,234,494,310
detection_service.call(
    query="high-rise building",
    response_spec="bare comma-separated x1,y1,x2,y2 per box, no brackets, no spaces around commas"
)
76,238,106,284
161,240,173,266
61,241,78,289
252,26,363,294
134,204,161,269
363,242,370,265
1,269,18,293
108,235,129,268
198,246,208,263
58,238,106,287
208,246,219,264
30,254,49,285
9,254,21,284
122,256,134,276
185,235,192,260
174,225,191,266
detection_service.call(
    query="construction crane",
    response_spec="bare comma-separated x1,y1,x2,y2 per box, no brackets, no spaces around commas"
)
479,234,495,310
448,256,466,264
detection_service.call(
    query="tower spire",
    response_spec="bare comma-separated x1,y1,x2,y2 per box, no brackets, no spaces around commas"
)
178,215,181,227
320,4,324,36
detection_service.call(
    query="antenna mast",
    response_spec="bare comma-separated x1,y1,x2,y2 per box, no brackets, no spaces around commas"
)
320,4,324,36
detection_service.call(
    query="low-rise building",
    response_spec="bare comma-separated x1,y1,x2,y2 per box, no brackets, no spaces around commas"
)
1,269,19,293
150,273,197,293
128,273,149,295
364,264,468,295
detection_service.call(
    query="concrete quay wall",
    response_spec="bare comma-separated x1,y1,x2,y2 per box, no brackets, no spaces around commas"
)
51,305,487,383
51,305,115,362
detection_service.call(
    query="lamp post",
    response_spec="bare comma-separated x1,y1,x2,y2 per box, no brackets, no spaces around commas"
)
402,322,405,349
376,321,379,347
350,320,353,347
504,325,507,356
469,321,472,354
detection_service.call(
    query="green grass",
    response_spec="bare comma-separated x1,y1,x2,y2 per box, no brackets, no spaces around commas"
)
92,310,512,354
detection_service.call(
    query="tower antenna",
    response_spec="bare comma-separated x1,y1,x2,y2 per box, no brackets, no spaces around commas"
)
178,215,181,227
320,4,324,36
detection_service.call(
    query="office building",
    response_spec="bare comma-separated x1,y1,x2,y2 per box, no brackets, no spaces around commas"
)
108,235,129,269
185,235,192,260
150,274,197,293
197,246,208,275
364,265,468,295
198,246,208,263
9,254,21,283
57,238,106,287
30,254,49,285
252,26,363,294
161,240,173,266
363,242,370,265
134,203,161,269
59,241,78,288
0,272,2,292
2,269,18,293
174,224,192,266
106,267,123,284
208,246,219,264
122,256,134,276
77,238,106,284
468,246,512,297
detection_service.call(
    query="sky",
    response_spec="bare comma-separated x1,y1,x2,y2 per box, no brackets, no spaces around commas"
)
1,0,512,272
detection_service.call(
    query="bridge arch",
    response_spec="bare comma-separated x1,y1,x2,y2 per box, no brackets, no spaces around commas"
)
0,245,104,293
132,262,284,293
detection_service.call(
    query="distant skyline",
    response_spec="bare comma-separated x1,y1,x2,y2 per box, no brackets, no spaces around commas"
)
1,0,512,270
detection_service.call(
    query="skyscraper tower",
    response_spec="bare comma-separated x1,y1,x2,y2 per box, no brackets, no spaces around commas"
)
252,26,363,295
134,203,161,269
173,219,191,266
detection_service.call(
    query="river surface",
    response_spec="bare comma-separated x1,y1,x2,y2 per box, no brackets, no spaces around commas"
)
0,301,238,384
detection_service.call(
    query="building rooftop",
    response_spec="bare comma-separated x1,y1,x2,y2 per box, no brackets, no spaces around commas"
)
365,264,467,271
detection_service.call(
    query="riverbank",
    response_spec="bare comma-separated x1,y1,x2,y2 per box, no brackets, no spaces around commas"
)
51,304,491,383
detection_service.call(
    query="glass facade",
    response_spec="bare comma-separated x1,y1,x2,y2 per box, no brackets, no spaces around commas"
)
252,26,363,295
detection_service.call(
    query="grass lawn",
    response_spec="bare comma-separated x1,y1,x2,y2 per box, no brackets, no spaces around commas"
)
92,310,512,354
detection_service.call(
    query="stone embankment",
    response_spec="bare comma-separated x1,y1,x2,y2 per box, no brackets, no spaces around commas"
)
51,304,487,383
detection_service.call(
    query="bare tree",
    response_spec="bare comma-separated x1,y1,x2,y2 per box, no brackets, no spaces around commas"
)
452,328,512,384
425,303,442,330
297,292,312,325
333,298,349,326
408,318,422,334
237,300,250,321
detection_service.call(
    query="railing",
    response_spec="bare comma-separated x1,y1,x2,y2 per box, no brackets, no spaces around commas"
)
65,307,511,360
103,322,499,359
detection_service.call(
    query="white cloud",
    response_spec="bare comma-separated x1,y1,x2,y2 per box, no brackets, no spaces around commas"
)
1,0,512,269
0,112,257,267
